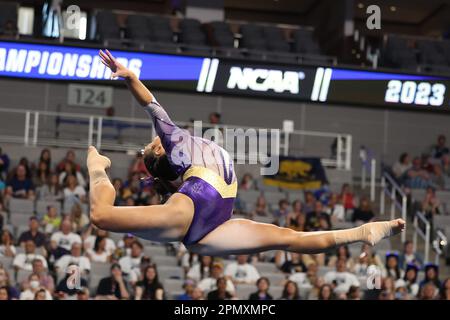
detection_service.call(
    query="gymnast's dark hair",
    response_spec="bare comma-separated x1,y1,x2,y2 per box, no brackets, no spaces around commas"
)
143,151,179,202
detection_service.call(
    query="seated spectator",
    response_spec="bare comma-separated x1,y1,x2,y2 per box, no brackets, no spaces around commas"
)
394,279,410,300
128,150,148,176
198,261,235,295
116,233,136,258
404,263,420,298
405,157,431,189
0,229,16,257
13,240,47,271
347,285,361,300
32,258,54,295
55,242,91,276
252,195,268,217
118,240,144,283
33,160,51,187
440,278,450,300
419,282,438,300
279,252,307,274
187,255,212,282
95,263,130,300
280,280,300,300
76,287,91,300
327,245,354,271
83,227,116,257
39,149,52,169
239,173,254,190
352,244,383,276
224,255,260,285
273,199,290,227
63,175,86,214
86,236,111,263
431,134,449,159
5,164,34,199
135,264,165,300
305,201,331,231
55,263,89,300
69,203,89,233
41,205,62,235
19,273,52,300
191,287,204,300
0,267,19,299
318,284,335,300
249,277,273,300
56,150,81,174
59,161,86,188
422,187,442,219
36,173,64,202
207,277,234,300
303,191,316,213
18,217,46,248
50,219,82,258
286,211,306,232
0,286,9,300
398,240,423,269
340,184,356,213
392,153,412,180
351,197,375,224
324,257,360,295
420,264,441,292
430,164,446,190
384,252,404,280
177,279,196,300
0,147,10,180
324,193,345,222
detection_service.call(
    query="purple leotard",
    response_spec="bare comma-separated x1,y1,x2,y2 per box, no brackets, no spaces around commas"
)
143,100,237,245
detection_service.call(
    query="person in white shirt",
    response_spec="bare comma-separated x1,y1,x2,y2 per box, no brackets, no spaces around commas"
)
50,219,82,253
118,240,144,283
83,228,116,256
224,255,260,285
63,175,86,214
325,193,346,222
187,255,212,282
198,261,235,295
13,240,47,271
324,258,360,295
86,236,111,263
19,273,53,300
55,242,91,275
0,229,16,257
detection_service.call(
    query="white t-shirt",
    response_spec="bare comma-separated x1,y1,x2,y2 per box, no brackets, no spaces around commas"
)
0,245,16,257
325,204,345,221
224,262,260,284
20,289,53,300
63,186,86,199
187,264,210,282
84,235,116,256
51,231,82,251
198,277,235,295
119,255,143,282
86,249,109,263
13,253,48,271
55,255,91,273
289,272,313,288
324,271,360,294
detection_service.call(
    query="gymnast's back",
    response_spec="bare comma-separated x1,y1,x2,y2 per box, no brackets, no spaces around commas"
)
143,99,236,186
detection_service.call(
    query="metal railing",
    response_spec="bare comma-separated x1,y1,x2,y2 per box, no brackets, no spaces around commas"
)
359,146,376,202
412,211,431,264
0,107,353,170
380,171,407,242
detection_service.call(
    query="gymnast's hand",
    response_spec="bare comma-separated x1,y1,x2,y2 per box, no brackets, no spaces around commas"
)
99,49,131,79
87,146,111,172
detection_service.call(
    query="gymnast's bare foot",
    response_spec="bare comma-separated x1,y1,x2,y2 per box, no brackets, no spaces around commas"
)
87,146,111,173
361,219,406,246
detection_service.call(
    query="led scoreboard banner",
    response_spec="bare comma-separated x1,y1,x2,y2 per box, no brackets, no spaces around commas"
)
0,40,449,111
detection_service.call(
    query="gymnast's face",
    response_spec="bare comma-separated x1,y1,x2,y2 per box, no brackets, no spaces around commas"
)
144,136,166,158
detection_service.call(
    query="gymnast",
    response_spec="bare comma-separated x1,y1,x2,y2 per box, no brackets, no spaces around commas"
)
87,49,405,256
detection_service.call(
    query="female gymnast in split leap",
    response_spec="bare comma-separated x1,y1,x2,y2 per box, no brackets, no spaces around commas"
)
87,49,405,256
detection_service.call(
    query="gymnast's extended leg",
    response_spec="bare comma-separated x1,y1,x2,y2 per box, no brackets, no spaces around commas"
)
189,218,405,256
